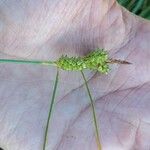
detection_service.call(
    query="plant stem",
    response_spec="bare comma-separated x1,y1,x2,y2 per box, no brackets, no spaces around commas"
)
0,59,56,66
81,71,102,150
43,69,59,150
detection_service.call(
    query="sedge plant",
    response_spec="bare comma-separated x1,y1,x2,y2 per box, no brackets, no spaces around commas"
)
0,48,131,150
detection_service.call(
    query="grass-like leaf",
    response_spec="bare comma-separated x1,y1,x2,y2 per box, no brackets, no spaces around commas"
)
43,69,59,150
140,6,150,19
0,59,55,66
81,71,102,150
132,0,145,13
118,0,131,6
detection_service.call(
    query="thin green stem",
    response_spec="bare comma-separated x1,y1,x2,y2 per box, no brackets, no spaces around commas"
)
81,71,102,150
43,69,59,150
0,59,56,66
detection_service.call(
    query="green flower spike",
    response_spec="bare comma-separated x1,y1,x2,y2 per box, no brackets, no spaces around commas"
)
55,49,110,74
0,48,131,74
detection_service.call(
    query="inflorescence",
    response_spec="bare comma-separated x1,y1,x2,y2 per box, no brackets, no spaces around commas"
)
55,49,110,74
0,48,131,74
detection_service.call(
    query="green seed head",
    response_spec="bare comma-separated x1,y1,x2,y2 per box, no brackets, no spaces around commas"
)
55,49,110,74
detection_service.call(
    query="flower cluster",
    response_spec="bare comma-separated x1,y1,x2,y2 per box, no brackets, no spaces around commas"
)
55,55,85,71
55,49,110,74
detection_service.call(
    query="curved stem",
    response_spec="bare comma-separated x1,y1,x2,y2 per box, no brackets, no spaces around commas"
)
81,71,102,150
43,69,59,150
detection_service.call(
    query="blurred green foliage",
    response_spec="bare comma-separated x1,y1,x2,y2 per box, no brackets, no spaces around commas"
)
117,0,150,19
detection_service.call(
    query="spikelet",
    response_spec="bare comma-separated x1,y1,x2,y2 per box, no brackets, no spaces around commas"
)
55,49,110,74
